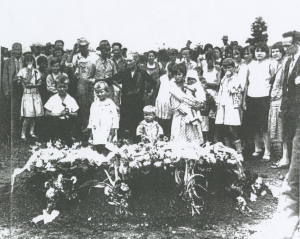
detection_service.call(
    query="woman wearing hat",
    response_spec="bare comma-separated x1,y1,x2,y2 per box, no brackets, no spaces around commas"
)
17,48,44,140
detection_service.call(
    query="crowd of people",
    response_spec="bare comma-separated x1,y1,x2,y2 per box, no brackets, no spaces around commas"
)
1,31,300,239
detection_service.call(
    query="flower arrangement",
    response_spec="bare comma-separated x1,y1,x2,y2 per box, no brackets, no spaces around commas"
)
12,139,267,224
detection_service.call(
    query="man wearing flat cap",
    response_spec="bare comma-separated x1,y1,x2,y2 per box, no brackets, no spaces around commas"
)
66,38,97,136
221,35,229,53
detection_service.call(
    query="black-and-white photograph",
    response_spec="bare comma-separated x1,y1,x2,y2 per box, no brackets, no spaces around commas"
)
0,0,299,238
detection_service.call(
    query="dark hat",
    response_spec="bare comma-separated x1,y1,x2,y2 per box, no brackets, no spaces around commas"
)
168,48,179,55
46,42,53,47
187,40,192,44
221,35,228,40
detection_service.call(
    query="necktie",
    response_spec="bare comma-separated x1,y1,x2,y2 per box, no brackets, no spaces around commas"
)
16,59,20,73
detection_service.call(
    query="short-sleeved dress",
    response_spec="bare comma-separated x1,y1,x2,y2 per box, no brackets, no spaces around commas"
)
18,68,44,117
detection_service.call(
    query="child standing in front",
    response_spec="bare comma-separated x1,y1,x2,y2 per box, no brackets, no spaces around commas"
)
17,49,44,140
88,81,119,154
136,105,164,143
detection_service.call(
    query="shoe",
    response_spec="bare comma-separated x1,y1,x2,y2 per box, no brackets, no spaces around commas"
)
252,151,263,159
270,163,289,169
261,154,270,162
30,134,39,139
21,135,27,141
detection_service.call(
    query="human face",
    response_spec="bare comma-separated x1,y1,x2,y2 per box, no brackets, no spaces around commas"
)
12,44,22,59
225,50,233,59
175,71,185,84
233,50,241,62
223,65,235,76
200,77,207,89
223,40,228,45
39,61,47,70
100,42,111,58
182,50,190,61
54,50,62,59
34,46,41,55
144,112,155,123
282,37,298,56
126,54,136,69
79,44,89,56
95,87,107,101
112,46,121,57
255,48,266,61
138,62,146,70
244,50,252,62
169,53,176,62
55,42,64,50
52,63,60,74
214,49,220,59
24,55,34,66
148,53,156,63
271,48,283,61
57,84,68,96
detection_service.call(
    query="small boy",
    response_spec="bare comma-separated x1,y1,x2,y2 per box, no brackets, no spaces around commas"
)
136,105,164,143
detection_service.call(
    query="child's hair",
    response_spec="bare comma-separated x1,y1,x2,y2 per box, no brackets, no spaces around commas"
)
167,62,176,74
222,58,235,68
194,66,203,76
94,81,109,92
37,55,48,67
143,105,156,115
55,74,69,87
50,59,61,67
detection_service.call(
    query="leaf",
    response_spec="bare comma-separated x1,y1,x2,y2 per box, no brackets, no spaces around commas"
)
108,202,116,206
79,180,99,189
93,183,109,188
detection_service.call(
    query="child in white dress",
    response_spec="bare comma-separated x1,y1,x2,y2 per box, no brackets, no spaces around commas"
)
18,51,44,140
88,81,119,154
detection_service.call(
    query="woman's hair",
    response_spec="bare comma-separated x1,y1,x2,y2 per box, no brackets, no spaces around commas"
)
147,50,157,58
55,40,64,45
112,42,122,49
213,47,221,53
94,81,109,92
167,62,176,74
55,74,69,87
204,44,213,52
255,42,269,55
205,51,214,61
172,63,187,76
271,42,286,56
233,45,244,58
37,56,48,66
243,45,255,57
222,58,235,68
225,45,233,54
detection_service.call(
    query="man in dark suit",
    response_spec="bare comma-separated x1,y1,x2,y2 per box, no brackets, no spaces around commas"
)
2,43,24,139
107,53,156,142
251,30,300,239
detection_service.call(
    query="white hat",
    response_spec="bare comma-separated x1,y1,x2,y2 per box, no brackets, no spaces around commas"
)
22,46,32,55
31,42,43,47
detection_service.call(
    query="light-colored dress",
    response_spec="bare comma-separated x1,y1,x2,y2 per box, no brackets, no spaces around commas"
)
88,98,119,145
169,79,203,144
155,74,172,120
215,74,243,126
136,120,164,141
18,68,44,117
268,57,287,141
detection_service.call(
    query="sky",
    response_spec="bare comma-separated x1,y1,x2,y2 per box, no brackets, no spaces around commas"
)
1,0,300,52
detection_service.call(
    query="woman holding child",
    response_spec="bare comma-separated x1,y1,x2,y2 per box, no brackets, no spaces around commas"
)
169,64,205,145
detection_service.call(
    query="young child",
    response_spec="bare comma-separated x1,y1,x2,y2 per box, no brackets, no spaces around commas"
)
46,59,69,97
184,69,206,125
195,67,217,145
17,50,44,140
136,105,164,143
44,75,79,146
88,81,119,154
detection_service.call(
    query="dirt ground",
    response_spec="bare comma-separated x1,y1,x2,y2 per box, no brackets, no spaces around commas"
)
0,138,294,239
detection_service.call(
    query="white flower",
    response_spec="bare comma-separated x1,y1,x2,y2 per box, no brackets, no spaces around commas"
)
154,161,162,167
164,158,172,164
71,176,77,184
143,161,151,166
35,158,43,167
45,162,56,172
46,188,55,198
143,154,150,161
104,186,112,195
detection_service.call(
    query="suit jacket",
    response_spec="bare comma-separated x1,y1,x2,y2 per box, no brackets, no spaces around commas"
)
281,55,300,121
2,56,23,96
